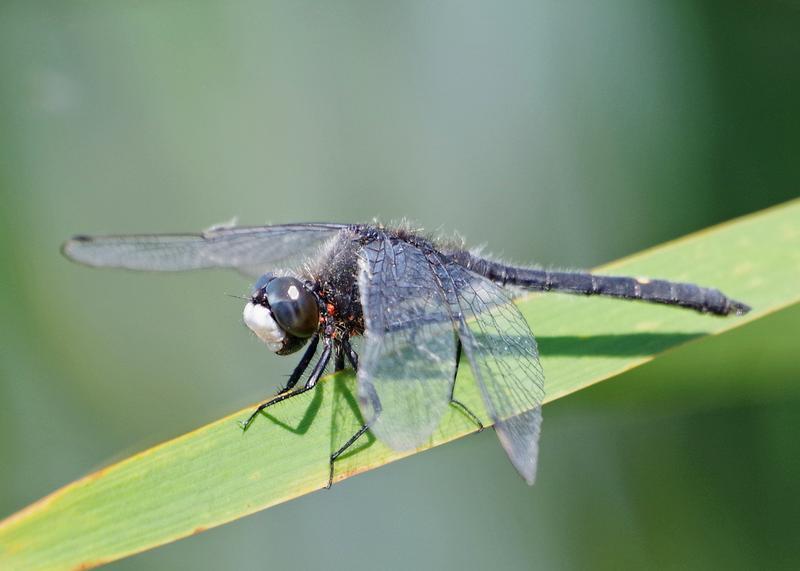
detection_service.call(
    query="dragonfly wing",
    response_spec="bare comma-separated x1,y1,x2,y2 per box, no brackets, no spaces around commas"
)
62,223,345,277
357,234,457,451
433,256,545,484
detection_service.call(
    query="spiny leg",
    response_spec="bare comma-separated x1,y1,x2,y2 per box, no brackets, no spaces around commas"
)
328,380,380,489
240,342,332,432
279,334,319,394
327,336,375,489
334,342,345,372
449,338,484,431
342,336,358,369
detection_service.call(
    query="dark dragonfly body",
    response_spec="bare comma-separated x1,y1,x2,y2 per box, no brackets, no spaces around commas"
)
62,222,749,486
459,255,748,316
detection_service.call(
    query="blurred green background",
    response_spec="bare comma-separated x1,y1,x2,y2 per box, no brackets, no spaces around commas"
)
1,1,798,569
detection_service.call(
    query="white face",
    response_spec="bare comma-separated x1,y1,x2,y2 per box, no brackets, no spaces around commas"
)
243,302,286,353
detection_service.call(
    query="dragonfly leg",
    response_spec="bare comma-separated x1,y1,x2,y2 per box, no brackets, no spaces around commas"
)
327,353,379,489
342,337,358,370
449,338,484,431
334,342,345,372
240,341,331,432
278,334,319,394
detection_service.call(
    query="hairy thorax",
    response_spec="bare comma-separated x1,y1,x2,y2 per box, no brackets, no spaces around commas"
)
301,230,365,338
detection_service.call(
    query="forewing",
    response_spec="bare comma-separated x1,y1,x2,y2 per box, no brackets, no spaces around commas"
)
434,257,545,484
61,223,345,277
357,235,457,451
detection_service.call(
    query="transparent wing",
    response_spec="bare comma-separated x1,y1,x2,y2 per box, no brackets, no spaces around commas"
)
61,223,345,277
357,234,457,451
434,257,545,484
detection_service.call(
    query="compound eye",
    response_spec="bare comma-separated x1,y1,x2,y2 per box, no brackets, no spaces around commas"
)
265,277,319,338
252,273,274,297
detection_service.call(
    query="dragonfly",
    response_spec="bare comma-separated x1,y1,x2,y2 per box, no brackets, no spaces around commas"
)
62,222,750,486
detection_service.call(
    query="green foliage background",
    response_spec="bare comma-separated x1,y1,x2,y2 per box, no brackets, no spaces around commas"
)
0,1,798,569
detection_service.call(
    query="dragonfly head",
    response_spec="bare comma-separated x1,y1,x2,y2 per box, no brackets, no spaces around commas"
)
244,274,320,355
